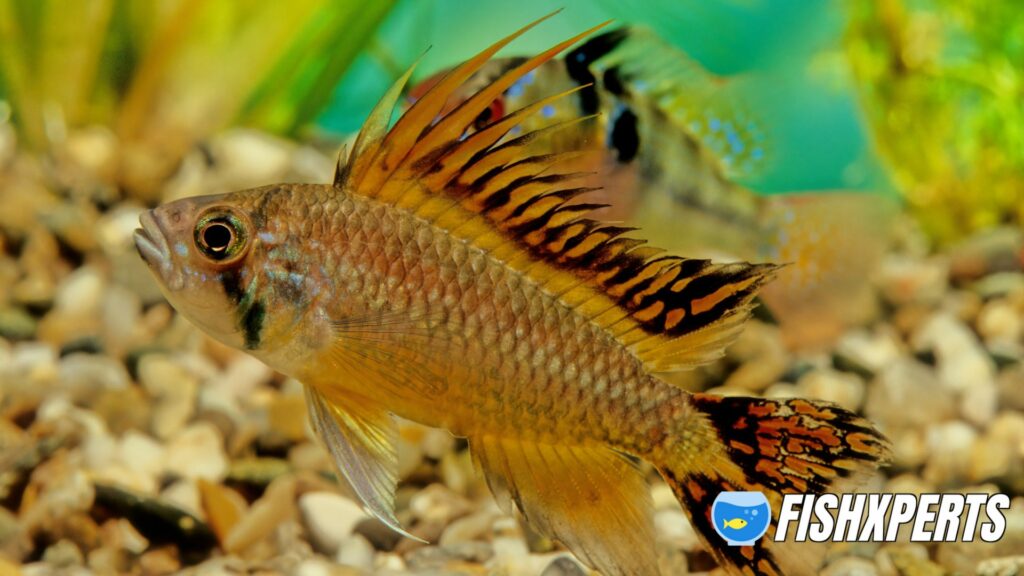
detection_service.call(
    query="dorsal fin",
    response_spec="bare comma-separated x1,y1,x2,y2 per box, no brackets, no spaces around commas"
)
337,15,780,372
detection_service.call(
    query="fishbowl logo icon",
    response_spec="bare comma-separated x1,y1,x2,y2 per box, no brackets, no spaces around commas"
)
711,491,771,546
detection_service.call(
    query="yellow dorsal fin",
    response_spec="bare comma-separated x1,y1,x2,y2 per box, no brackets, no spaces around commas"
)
337,15,780,372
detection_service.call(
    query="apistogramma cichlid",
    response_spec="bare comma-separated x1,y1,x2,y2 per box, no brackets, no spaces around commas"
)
135,14,891,576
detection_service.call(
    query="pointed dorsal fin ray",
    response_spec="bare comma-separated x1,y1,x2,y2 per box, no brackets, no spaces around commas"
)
336,15,780,371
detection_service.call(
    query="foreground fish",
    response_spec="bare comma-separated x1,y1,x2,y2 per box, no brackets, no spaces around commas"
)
410,26,896,349
135,16,890,576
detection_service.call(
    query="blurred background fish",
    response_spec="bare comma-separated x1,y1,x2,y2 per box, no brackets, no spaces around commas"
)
405,25,897,350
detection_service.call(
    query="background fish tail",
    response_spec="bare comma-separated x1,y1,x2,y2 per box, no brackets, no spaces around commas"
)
654,393,892,575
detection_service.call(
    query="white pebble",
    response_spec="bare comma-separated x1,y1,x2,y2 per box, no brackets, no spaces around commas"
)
298,491,368,555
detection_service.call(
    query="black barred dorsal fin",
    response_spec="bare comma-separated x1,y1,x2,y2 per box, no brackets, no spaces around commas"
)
337,14,780,372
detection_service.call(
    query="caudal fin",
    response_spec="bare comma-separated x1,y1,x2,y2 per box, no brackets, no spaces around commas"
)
656,393,891,575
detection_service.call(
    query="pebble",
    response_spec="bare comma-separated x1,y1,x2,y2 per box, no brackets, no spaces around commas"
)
653,509,700,551
875,543,943,576
409,483,473,525
865,359,955,429
821,556,878,576
57,353,131,402
833,328,904,376
797,368,866,411
913,312,997,396
117,430,165,480
197,479,247,545
977,299,1023,343
335,534,376,571
138,354,199,439
163,423,228,481
976,556,1024,576
298,491,368,555
41,539,85,568
161,479,203,519
922,421,977,487
223,475,297,553
877,255,948,306
208,130,294,190
439,509,499,546
0,306,37,340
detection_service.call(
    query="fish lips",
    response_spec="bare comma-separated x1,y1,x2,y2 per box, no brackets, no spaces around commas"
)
134,210,182,290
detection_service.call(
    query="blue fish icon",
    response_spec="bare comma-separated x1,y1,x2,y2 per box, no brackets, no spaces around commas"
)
711,491,771,546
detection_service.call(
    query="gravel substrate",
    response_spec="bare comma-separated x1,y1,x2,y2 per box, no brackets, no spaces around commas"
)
1,123,1022,575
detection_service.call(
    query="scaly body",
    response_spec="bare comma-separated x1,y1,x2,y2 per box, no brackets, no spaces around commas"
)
226,184,688,455
136,16,890,576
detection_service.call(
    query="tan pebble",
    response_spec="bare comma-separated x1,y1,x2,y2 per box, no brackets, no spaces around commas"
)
438,449,474,496
922,421,977,487
889,428,928,469
396,430,425,481
821,556,878,576
876,543,943,576
834,328,904,375
440,510,500,546
298,491,368,555
161,480,203,520
797,368,865,411
409,483,472,525
138,354,199,439
913,312,996,395
164,423,228,481
977,299,1023,344
865,359,954,429
100,284,144,356
224,475,297,553
724,352,788,393
101,518,149,555
208,129,294,189
877,255,948,306
267,392,309,442
654,508,700,551
763,382,800,399
421,428,456,460
41,539,84,567
198,479,248,547
335,534,375,571
976,556,1024,576
138,546,180,575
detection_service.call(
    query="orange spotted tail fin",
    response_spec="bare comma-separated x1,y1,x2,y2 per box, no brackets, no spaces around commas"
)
656,393,891,575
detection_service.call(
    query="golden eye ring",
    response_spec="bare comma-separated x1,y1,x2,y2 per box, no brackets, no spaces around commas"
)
194,209,249,264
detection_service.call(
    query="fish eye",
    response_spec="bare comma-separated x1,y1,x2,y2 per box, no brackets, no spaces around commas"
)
194,211,248,263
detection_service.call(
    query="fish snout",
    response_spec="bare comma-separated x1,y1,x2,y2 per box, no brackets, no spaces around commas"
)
134,210,171,269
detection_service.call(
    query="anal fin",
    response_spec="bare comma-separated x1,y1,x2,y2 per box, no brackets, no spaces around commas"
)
305,386,424,542
471,436,659,576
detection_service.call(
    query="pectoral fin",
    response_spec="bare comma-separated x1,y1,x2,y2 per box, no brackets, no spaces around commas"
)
305,386,424,542
470,435,659,576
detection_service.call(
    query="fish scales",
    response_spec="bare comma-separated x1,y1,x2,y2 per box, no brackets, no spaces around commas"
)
135,15,891,576
246,183,679,449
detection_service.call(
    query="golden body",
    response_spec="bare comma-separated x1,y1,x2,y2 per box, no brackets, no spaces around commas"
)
243,185,687,455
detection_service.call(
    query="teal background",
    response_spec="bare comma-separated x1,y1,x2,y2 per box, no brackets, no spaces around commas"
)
318,0,891,196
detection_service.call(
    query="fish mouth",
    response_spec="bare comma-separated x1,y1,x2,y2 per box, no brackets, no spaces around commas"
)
134,210,173,278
